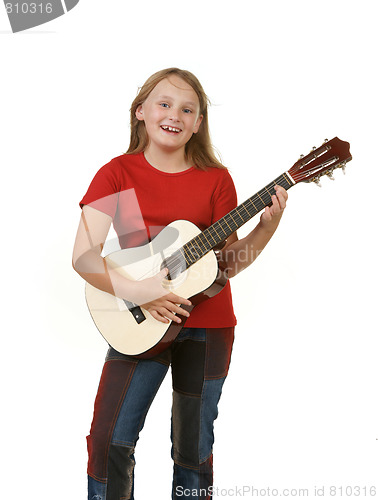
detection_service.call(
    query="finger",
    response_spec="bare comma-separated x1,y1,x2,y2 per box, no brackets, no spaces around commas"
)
156,306,183,323
270,194,280,214
262,206,272,221
275,185,288,203
168,302,190,318
149,309,170,324
274,193,285,210
272,187,287,210
277,192,287,209
165,293,192,307
159,299,190,318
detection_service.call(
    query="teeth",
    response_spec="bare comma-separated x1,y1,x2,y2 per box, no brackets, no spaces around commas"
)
162,125,180,132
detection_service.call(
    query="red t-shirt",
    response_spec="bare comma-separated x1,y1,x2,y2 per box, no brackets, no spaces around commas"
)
80,152,237,328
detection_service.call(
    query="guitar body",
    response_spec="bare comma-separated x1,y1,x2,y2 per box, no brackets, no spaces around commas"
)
85,219,227,358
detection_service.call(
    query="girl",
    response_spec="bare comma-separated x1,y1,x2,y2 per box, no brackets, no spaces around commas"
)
73,68,288,500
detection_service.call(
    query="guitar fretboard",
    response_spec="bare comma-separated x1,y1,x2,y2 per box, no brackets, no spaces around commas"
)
167,172,294,272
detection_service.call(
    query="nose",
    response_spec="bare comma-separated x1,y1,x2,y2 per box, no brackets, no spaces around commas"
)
168,108,180,122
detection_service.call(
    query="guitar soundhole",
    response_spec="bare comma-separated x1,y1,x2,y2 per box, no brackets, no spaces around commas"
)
161,251,187,281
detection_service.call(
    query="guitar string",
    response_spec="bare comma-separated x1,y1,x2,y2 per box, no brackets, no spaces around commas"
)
116,156,348,291
183,176,291,260
125,176,291,286
159,161,342,278
111,152,348,306
120,158,345,294
144,176,289,282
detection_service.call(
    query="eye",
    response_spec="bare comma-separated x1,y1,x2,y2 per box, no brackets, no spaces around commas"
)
183,108,193,114
160,102,169,108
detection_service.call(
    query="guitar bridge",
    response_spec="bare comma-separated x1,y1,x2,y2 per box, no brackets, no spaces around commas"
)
123,300,146,324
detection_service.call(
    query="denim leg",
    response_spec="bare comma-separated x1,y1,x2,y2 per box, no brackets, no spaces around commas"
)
88,475,107,500
87,348,169,500
170,327,234,499
86,327,234,499
171,380,225,499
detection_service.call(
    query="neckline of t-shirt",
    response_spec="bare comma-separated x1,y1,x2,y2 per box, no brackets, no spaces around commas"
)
140,152,196,177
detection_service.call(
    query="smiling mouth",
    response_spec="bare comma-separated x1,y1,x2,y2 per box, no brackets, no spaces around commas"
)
161,125,182,134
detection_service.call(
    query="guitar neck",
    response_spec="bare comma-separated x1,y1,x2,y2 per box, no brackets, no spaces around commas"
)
175,172,295,268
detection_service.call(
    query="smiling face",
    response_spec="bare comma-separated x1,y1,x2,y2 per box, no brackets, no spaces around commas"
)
135,75,203,158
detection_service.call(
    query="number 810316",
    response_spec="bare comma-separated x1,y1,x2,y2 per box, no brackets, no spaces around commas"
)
5,3,53,14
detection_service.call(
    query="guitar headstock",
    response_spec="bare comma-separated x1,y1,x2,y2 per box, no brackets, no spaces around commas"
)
288,137,352,186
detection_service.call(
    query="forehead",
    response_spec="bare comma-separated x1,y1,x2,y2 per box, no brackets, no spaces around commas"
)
149,76,199,106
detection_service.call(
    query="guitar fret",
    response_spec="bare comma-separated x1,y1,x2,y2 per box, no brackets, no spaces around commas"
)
256,192,265,204
183,229,213,263
223,214,236,233
219,218,231,233
238,205,251,220
243,203,251,220
249,199,258,212
204,227,217,245
232,207,246,225
283,172,293,186
264,188,275,200
202,231,213,247
196,234,208,252
228,212,238,227
244,198,262,215
188,240,202,258
182,245,193,266
216,221,229,238
212,224,223,239
190,235,208,260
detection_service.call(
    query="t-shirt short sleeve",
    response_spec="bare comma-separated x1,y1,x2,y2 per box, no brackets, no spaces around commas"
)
211,170,238,224
79,159,122,219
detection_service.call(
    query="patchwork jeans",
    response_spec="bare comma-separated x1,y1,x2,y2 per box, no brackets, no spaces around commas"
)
87,327,235,500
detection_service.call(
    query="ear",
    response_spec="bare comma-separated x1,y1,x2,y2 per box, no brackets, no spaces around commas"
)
135,104,144,121
193,114,203,134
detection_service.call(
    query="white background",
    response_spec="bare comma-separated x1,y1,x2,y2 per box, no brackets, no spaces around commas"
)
1,1,377,498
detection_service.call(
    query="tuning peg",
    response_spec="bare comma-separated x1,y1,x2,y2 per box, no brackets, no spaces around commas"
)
326,170,335,180
323,138,329,143
313,177,322,187
340,162,347,175
312,146,317,150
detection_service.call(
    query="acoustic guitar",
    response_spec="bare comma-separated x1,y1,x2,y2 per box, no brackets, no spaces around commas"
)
85,137,352,358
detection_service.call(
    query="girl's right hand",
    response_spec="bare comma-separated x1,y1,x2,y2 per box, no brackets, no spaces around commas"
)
131,268,192,324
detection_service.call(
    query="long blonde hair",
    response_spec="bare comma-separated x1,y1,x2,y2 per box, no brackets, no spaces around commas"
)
126,68,225,170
